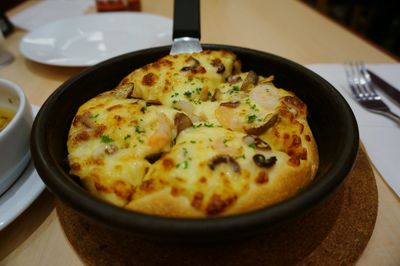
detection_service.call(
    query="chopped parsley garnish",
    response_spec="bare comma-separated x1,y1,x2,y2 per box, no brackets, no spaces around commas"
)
195,77,204,82
174,147,191,169
190,99,202,105
184,91,192,97
192,123,203,128
176,160,189,169
248,143,256,149
247,115,258,123
170,92,180,98
228,85,241,95
251,104,259,111
190,140,196,144
183,147,189,157
137,138,144,143
135,125,145,134
223,139,229,147
192,122,215,128
90,113,99,119
8,98,13,104
236,154,247,160
124,134,131,140
195,87,202,94
245,98,260,112
100,135,113,144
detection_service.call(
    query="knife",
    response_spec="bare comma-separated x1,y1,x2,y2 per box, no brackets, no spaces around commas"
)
367,69,400,106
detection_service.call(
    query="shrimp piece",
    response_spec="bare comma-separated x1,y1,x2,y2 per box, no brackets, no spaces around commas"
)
212,137,242,157
148,112,173,153
249,84,279,112
173,100,202,123
173,100,195,114
215,106,242,131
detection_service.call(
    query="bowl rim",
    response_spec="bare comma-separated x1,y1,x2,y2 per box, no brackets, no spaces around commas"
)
31,44,359,241
0,79,26,138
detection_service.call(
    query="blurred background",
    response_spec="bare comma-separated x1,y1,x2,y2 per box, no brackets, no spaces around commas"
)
301,0,400,59
1,0,400,59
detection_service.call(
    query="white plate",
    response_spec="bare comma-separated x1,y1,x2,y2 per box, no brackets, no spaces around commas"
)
0,106,45,230
19,13,172,67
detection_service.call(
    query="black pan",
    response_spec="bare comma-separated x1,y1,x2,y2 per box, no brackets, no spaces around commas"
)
30,0,358,242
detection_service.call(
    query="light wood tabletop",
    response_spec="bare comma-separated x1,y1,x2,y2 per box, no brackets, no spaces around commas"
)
1,0,399,265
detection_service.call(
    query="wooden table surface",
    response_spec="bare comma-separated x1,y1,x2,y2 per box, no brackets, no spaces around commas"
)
1,0,399,265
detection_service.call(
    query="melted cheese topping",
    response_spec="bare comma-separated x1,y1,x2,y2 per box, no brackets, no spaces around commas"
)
67,50,318,216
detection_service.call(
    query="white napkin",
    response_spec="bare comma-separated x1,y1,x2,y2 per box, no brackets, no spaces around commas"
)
307,64,400,197
10,0,93,31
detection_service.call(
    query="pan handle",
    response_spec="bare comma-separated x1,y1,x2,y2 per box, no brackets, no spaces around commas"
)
173,0,201,40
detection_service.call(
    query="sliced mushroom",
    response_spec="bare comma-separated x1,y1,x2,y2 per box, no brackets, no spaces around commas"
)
259,75,274,84
232,60,242,75
216,64,225,74
199,87,209,101
253,154,277,168
181,57,203,73
79,112,96,129
146,99,162,106
208,155,241,173
226,75,242,84
114,82,134,98
240,71,259,92
282,95,306,115
104,144,118,155
211,58,225,74
174,112,193,135
211,88,222,102
244,113,278,135
243,135,271,150
145,152,162,164
220,101,240,108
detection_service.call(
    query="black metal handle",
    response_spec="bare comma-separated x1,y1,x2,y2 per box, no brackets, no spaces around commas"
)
173,0,201,40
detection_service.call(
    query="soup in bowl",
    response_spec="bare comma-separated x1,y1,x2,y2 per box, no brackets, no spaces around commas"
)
0,79,33,195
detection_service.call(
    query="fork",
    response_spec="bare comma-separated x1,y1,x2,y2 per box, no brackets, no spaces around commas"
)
345,62,400,125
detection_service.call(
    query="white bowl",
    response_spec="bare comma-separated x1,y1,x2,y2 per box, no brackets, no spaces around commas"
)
0,79,33,196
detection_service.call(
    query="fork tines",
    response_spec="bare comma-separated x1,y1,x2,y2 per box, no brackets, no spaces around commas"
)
345,62,378,100
345,61,400,124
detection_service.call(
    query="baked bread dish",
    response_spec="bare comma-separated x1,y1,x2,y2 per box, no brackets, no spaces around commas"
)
67,50,319,217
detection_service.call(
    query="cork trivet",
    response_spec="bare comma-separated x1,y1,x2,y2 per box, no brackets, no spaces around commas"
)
57,147,378,266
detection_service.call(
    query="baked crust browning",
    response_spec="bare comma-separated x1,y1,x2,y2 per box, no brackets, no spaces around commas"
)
67,50,319,217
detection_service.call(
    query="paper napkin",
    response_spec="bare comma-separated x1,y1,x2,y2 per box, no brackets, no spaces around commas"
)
307,64,400,196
